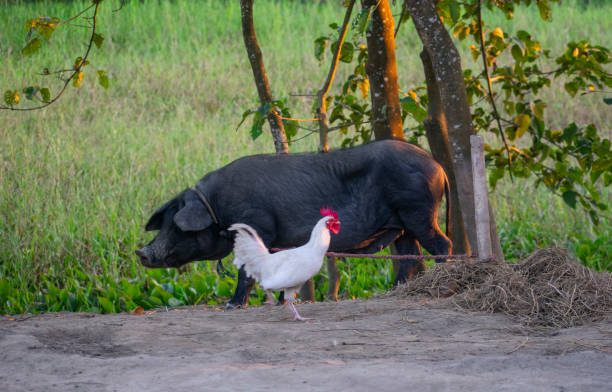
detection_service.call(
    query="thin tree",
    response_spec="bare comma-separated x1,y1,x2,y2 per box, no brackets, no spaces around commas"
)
240,0,289,154
405,0,504,261
361,0,403,140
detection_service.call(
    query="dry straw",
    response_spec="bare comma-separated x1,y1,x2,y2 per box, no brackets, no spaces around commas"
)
393,248,612,328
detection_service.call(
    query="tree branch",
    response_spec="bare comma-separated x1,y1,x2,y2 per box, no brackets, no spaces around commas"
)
1,3,100,111
316,0,355,152
477,0,513,180
240,0,289,153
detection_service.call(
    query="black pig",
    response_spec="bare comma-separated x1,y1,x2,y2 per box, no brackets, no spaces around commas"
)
136,139,451,308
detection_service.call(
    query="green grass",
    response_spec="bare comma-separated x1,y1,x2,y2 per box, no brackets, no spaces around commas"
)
0,0,610,315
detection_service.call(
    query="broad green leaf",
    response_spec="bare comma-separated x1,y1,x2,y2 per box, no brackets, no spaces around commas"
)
338,41,354,63
92,33,104,49
564,81,579,97
511,44,523,62
250,113,265,140
400,96,427,123
562,190,577,209
40,87,50,103
533,102,546,120
38,23,56,40
449,2,460,24
21,38,41,56
257,102,272,116
4,90,19,105
513,114,530,140
562,123,578,141
23,86,38,100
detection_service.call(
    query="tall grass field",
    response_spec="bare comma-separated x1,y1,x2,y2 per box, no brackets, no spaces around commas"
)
1,0,610,315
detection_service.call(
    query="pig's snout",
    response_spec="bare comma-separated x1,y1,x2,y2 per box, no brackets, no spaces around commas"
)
135,248,153,267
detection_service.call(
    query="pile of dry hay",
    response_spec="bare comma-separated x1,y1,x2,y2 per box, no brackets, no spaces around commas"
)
393,247,612,328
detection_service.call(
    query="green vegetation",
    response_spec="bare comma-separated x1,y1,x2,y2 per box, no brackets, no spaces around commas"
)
1,0,610,315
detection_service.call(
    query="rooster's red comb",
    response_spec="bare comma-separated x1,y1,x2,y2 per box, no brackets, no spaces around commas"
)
320,207,338,220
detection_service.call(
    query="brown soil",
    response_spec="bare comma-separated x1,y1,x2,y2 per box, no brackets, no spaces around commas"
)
1,296,611,391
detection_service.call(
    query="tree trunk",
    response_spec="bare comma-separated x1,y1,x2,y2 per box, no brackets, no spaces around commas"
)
420,49,470,254
240,0,289,154
406,0,477,252
406,0,504,261
362,0,403,140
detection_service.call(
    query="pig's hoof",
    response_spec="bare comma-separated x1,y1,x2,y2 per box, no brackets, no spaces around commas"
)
223,302,244,310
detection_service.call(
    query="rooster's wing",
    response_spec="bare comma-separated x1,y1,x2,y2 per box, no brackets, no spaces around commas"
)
228,223,270,282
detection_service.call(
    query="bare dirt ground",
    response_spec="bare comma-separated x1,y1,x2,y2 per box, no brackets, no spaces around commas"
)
1,297,611,392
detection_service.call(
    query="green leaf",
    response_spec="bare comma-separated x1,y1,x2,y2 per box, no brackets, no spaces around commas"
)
97,70,109,89
4,90,19,105
449,2,460,24
338,41,354,63
562,123,578,141
97,296,115,313
513,114,531,140
40,87,50,102
38,24,55,40
236,109,254,131
533,102,546,120
604,97,612,105
511,44,524,62
355,7,372,35
562,190,577,209
537,0,552,21
250,113,265,140
400,96,427,123
257,102,272,116
21,38,41,57
92,33,104,49
564,81,579,97
469,45,480,62
314,37,328,61
23,86,38,100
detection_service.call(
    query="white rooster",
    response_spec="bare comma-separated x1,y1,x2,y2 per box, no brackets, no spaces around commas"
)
229,207,340,321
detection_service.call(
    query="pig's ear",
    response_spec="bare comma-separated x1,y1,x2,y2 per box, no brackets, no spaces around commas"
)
145,199,174,231
173,201,213,232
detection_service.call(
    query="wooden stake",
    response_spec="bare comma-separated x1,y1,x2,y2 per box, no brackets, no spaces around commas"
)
470,135,493,260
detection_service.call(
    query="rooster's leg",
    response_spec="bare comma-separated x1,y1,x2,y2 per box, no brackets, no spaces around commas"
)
289,301,311,322
264,290,275,306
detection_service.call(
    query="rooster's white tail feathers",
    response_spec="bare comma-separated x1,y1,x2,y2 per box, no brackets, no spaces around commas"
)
228,223,270,282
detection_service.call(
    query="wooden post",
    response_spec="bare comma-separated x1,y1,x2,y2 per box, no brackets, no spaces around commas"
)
470,135,493,260
325,256,340,301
